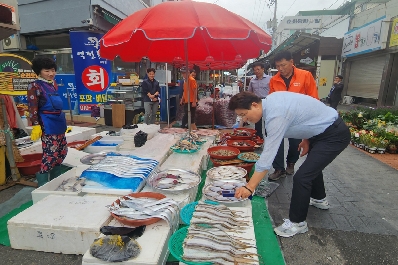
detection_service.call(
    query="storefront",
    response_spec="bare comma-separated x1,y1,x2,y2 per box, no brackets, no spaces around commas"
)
380,16,398,106
342,16,389,105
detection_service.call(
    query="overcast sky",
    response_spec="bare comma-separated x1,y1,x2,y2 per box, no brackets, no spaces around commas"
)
194,0,347,32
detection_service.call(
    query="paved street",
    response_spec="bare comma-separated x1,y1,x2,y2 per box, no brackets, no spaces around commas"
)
268,142,398,265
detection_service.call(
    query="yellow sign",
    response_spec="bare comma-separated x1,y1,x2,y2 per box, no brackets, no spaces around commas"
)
390,17,398,47
319,77,327,87
0,54,35,96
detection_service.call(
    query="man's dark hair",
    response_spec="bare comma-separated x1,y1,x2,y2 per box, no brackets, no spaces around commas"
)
274,51,293,63
336,75,343,80
146,68,156,73
228,91,261,111
252,62,264,69
31,57,57,75
189,69,196,74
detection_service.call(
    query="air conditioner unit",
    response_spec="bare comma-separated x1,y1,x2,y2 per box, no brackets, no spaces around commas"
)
2,34,26,50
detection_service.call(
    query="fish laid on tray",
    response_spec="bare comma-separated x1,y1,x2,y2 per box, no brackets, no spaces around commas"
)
206,166,246,181
203,180,247,203
190,203,248,232
182,203,258,265
109,196,179,229
147,169,200,191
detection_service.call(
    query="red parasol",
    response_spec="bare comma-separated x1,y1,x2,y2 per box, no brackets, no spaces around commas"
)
100,0,272,129
100,1,271,62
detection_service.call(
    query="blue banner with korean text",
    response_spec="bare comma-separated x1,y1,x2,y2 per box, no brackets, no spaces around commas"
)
70,31,112,114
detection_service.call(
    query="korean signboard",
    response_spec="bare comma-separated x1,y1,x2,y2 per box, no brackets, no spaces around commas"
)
70,31,112,113
0,54,36,94
342,16,385,57
389,17,398,48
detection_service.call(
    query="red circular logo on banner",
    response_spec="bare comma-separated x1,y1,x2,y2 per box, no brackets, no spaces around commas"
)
81,65,109,92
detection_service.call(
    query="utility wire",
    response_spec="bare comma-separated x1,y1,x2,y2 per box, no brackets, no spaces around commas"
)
280,0,297,20
255,0,268,27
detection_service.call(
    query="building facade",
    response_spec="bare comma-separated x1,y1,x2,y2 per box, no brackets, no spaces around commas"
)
342,0,398,106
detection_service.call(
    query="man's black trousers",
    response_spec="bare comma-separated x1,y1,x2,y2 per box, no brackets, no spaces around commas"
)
289,117,350,223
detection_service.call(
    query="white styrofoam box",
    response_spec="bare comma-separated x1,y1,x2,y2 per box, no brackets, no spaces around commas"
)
31,165,90,204
129,133,177,163
31,167,80,204
99,135,124,141
20,126,96,155
84,140,123,154
8,195,115,254
62,147,89,167
82,219,171,265
160,139,213,175
120,124,160,140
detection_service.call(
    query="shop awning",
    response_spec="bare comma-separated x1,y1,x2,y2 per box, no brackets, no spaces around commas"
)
0,0,19,40
249,32,319,68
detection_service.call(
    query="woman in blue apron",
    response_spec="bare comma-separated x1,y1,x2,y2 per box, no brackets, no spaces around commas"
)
27,57,68,186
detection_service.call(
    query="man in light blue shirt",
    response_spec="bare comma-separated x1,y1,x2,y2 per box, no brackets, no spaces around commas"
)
248,62,271,139
228,91,350,238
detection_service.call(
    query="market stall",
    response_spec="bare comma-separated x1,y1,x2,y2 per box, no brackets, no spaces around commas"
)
3,1,279,264
5,125,284,265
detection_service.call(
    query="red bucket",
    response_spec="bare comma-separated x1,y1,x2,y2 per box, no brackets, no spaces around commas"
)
16,153,42,176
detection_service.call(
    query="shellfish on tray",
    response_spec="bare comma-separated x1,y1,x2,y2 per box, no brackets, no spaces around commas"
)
206,166,246,181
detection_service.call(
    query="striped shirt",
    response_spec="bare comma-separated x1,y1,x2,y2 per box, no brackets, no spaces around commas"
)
255,91,338,172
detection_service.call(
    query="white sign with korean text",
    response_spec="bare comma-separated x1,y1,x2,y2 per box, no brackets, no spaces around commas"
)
342,16,385,57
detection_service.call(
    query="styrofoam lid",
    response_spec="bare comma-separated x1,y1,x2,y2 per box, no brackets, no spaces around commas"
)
8,195,115,231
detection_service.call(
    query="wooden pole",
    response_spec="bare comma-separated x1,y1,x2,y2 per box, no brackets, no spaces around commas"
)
0,146,6,185
1,98,20,181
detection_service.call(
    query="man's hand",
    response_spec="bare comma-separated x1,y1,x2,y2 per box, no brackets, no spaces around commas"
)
298,139,310,157
235,186,252,199
180,98,184,105
191,102,197,108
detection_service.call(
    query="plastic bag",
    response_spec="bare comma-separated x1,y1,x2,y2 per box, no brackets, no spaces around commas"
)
255,180,280,198
214,98,237,128
134,130,148,147
100,225,146,238
90,235,141,262
195,97,214,126
91,105,100,117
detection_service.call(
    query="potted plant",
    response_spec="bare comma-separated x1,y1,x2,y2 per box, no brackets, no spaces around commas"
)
387,144,397,154
376,138,388,154
367,136,378,154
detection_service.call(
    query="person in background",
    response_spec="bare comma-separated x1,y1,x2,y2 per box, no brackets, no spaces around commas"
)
328,75,344,110
180,70,198,130
268,51,319,181
27,57,68,187
142,68,160,125
237,79,245,93
248,62,271,139
229,91,350,237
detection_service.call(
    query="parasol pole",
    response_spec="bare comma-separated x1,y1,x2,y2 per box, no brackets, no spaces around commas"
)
243,60,248,91
212,70,216,129
184,39,191,132
165,63,170,127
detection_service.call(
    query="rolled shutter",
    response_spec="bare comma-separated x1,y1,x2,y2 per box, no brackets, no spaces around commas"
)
346,55,386,99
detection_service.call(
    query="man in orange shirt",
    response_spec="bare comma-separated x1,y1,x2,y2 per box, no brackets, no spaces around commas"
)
268,51,319,181
180,70,198,130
